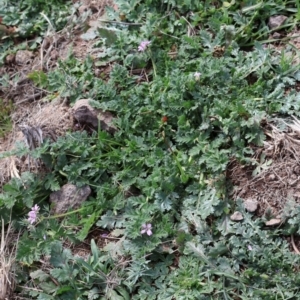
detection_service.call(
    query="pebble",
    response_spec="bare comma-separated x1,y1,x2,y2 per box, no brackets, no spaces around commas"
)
230,211,243,221
244,199,258,212
15,50,34,65
268,15,287,30
265,218,281,226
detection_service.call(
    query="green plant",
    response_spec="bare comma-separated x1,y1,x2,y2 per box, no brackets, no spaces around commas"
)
21,239,129,299
0,0,70,38
2,0,300,299
0,0,71,65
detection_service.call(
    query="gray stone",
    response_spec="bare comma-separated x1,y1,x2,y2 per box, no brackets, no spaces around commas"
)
15,50,34,65
272,32,281,39
265,218,281,226
72,99,117,134
268,174,276,181
230,211,243,221
50,183,91,214
268,15,287,30
244,199,258,212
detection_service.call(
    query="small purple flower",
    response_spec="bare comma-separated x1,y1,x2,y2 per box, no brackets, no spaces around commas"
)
138,40,151,52
247,245,253,251
28,204,40,224
141,223,152,236
194,72,201,81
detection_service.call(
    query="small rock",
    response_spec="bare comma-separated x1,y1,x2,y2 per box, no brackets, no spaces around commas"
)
230,211,243,221
265,218,281,226
72,99,117,134
50,183,91,214
268,174,276,181
15,50,34,65
244,199,258,212
272,32,281,39
268,15,287,30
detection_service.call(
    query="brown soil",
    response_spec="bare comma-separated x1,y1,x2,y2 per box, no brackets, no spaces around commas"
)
228,118,300,219
0,0,115,188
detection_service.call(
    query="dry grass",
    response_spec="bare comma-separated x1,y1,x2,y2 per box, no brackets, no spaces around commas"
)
0,218,17,300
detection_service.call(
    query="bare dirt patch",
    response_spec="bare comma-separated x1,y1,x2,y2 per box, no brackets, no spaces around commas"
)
0,0,117,189
0,99,73,187
228,117,300,219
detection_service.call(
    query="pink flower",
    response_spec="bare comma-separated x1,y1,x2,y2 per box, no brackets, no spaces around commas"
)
28,204,40,224
194,72,201,81
138,40,151,52
141,223,152,236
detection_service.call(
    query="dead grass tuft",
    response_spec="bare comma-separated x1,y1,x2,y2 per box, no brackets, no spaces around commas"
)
0,218,17,300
